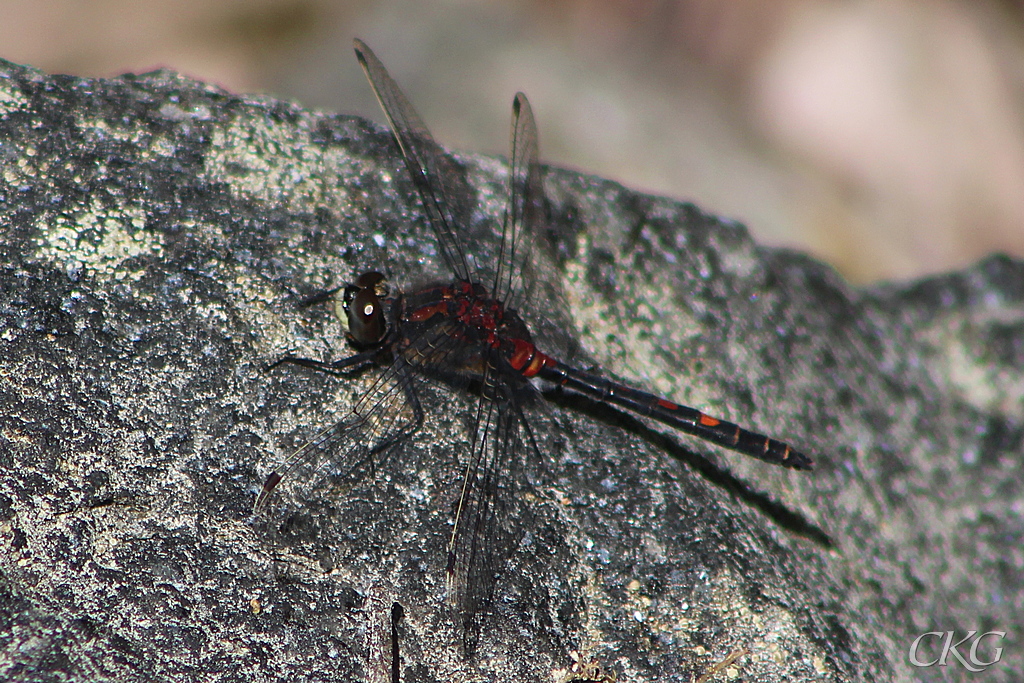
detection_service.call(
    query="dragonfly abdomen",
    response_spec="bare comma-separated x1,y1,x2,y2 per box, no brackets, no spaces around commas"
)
537,359,813,470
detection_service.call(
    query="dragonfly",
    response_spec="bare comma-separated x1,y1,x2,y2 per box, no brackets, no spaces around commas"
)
256,38,812,641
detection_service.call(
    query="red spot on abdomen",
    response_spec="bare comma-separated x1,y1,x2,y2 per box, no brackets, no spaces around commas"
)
523,351,550,378
508,338,535,371
699,414,720,427
507,339,552,378
657,398,678,411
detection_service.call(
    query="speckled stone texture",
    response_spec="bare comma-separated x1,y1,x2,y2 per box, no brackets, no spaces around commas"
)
0,58,1020,683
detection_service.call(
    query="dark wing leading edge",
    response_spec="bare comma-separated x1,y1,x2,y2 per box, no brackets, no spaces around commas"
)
354,39,475,284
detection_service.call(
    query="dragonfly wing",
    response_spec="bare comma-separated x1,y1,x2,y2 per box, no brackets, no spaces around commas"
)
494,92,543,311
254,358,422,545
354,39,475,283
444,361,531,651
498,93,579,363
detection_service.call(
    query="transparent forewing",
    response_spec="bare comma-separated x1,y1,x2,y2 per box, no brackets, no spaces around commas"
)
254,357,422,529
354,39,475,283
494,93,544,312
445,359,529,641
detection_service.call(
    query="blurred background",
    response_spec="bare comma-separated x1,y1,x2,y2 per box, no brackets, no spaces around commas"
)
4,0,1024,284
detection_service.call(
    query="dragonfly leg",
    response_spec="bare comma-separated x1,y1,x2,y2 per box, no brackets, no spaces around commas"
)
265,350,378,375
296,286,342,308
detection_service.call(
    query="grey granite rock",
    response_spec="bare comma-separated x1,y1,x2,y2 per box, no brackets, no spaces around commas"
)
0,57,1020,683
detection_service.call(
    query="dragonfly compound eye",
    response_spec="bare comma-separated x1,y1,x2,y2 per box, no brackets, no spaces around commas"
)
341,274,388,346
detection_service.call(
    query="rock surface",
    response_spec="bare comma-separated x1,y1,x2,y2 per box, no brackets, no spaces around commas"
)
0,58,1020,682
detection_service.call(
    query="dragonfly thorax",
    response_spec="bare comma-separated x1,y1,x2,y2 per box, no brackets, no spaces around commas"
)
453,284,504,333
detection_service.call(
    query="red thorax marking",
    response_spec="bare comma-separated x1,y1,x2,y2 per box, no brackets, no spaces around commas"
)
409,301,449,322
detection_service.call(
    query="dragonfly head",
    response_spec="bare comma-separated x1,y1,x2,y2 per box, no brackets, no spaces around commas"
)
338,271,390,347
